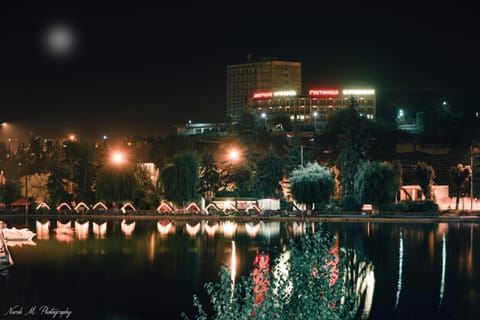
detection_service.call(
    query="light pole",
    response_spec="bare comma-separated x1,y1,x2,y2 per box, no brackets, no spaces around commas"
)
313,111,318,133
471,145,474,211
261,112,267,128
300,145,304,167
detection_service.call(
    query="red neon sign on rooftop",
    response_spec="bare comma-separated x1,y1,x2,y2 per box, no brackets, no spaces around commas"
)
252,91,273,100
308,89,339,96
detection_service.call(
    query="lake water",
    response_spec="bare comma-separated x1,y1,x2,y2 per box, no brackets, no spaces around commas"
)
0,217,478,320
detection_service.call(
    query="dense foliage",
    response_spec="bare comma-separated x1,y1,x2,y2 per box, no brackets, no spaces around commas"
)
254,147,283,198
414,161,435,200
289,162,335,211
449,164,471,210
182,228,356,320
160,151,200,206
354,161,400,212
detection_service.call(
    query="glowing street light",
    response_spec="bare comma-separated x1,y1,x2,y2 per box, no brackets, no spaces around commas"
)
111,151,126,165
313,111,318,132
229,149,240,162
261,112,267,127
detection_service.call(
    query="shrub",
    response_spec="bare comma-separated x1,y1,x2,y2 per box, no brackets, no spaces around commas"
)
182,227,357,320
393,200,439,213
341,195,362,212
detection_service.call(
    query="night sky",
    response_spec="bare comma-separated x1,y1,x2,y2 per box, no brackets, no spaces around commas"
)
0,3,477,140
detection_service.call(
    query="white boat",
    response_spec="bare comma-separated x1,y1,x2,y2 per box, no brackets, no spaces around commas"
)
2,227,37,241
0,229,14,270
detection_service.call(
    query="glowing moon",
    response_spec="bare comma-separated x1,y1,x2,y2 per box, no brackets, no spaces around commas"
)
44,23,76,57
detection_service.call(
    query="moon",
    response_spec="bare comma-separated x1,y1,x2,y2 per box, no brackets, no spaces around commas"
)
43,22,77,58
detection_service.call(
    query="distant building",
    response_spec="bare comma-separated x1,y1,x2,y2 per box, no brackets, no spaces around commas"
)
172,122,227,136
226,57,302,122
248,88,376,131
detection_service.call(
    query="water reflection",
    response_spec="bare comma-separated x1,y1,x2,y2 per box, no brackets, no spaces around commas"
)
5,239,36,247
222,221,236,237
186,222,201,237
121,220,136,238
204,221,219,237
245,222,260,237
92,221,107,238
75,220,89,240
54,220,74,243
1,218,478,319
395,230,403,310
230,240,236,301
439,232,446,310
157,220,174,236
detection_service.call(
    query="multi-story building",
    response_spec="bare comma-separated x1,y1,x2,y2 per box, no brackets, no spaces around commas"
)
247,88,376,131
226,57,302,122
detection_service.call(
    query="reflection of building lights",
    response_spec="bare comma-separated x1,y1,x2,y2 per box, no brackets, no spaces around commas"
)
394,231,403,310
36,220,50,240
148,233,155,262
54,220,74,243
186,222,201,237
157,221,173,236
292,222,306,236
121,219,136,238
245,222,260,237
231,240,237,301
259,221,280,239
439,232,446,310
93,222,107,238
222,221,237,237
272,249,291,301
75,221,89,240
204,222,219,237
253,250,270,305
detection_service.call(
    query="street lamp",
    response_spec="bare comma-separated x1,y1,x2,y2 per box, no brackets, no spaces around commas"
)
229,149,240,163
313,111,318,132
111,151,126,166
261,112,267,127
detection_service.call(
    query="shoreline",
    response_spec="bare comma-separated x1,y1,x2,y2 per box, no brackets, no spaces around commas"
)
1,212,479,224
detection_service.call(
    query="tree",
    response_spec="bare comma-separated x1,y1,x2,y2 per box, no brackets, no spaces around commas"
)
392,159,403,202
133,165,160,210
354,161,400,212
72,142,97,204
449,164,471,210
283,136,311,174
415,161,435,200
254,147,284,198
237,111,259,140
95,164,138,203
183,226,356,320
199,151,221,202
0,180,22,207
47,162,72,206
159,151,200,206
221,164,255,197
289,162,335,212
335,97,371,197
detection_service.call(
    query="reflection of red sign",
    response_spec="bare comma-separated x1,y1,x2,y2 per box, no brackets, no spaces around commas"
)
252,250,270,306
309,89,339,96
252,92,273,100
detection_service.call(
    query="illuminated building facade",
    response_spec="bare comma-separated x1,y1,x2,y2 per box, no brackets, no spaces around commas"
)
226,57,302,122
248,88,376,130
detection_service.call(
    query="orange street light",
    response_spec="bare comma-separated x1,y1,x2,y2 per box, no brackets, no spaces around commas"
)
111,151,126,165
229,149,240,162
